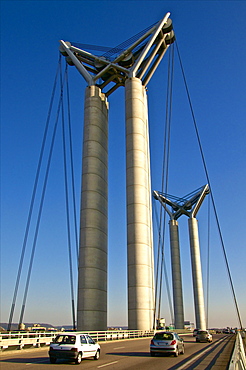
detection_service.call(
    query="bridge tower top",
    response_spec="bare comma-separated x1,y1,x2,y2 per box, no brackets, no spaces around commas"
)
59,12,175,96
153,184,210,220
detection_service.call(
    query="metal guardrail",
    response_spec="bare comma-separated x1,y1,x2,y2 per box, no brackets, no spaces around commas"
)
0,329,155,351
0,331,56,350
229,332,246,370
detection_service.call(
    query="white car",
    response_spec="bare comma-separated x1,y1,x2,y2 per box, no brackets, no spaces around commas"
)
49,333,100,364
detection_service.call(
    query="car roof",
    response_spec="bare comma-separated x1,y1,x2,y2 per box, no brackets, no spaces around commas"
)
56,332,88,336
154,331,175,335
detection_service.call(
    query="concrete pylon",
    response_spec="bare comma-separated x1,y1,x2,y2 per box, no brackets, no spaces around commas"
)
153,185,209,330
169,220,184,329
153,191,185,329
77,85,109,331
59,13,175,331
125,77,154,330
188,217,206,330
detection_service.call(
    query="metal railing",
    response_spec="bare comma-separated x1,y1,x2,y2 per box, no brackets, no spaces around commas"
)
0,329,155,351
229,332,246,370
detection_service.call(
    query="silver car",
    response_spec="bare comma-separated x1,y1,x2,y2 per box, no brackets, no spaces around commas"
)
150,331,185,357
196,330,212,343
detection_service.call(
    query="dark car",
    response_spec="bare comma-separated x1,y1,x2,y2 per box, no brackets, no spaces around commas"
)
150,331,184,357
193,328,200,337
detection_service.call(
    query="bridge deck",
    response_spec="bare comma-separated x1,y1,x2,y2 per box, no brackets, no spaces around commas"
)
176,334,236,369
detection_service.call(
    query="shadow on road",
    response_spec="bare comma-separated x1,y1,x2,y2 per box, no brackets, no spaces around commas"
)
0,357,49,364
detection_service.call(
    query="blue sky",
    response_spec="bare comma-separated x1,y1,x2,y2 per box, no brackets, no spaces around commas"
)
1,0,245,329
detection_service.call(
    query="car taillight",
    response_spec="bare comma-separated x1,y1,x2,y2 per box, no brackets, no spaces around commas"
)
150,340,154,345
170,340,176,345
71,348,78,351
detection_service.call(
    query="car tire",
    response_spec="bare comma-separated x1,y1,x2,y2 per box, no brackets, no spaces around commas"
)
150,351,155,357
50,357,56,364
94,350,100,360
75,352,82,364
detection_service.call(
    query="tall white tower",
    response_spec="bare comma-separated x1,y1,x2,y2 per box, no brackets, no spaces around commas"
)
59,12,175,330
153,191,185,329
154,185,209,331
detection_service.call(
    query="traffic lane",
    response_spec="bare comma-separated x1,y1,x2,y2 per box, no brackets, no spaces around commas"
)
97,334,229,370
0,339,152,369
176,333,227,359
0,334,228,370
0,346,50,370
0,337,186,370
96,335,216,370
1,338,186,370
100,339,183,370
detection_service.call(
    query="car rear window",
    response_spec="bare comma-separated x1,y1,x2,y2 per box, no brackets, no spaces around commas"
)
54,335,76,344
154,333,173,340
198,331,207,334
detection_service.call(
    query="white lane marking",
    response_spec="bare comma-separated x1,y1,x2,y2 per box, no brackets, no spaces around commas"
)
113,346,125,349
98,361,119,368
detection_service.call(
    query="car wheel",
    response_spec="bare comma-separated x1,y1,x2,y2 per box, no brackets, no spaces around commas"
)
75,352,82,364
50,357,56,364
94,350,100,360
150,351,155,357
174,348,179,357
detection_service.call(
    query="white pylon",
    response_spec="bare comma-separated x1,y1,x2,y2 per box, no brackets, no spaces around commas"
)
154,184,209,330
59,12,175,331
153,191,185,329
77,85,109,331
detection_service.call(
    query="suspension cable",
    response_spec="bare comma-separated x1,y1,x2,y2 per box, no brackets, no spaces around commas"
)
65,71,79,263
176,42,244,330
159,43,174,321
154,43,175,328
206,196,211,329
153,201,174,326
18,59,67,326
61,64,76,330
7,55,62,331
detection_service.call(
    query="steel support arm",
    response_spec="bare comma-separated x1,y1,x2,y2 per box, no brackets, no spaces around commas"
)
130,12,170,77
59,40,93,85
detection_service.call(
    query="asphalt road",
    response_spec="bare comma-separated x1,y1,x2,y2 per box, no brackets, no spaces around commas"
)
0,334,232,370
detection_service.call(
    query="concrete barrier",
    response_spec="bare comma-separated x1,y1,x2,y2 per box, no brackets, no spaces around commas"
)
229,332,246,370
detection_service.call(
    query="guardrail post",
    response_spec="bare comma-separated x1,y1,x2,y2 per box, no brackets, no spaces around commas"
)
18,335,24,350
